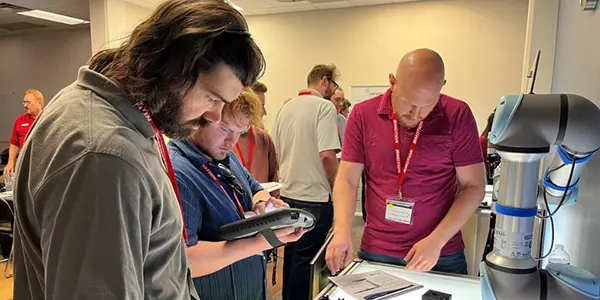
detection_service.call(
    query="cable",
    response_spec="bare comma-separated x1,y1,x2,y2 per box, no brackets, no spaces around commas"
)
537,158,577,219
532,154,576,260
533,209,554,260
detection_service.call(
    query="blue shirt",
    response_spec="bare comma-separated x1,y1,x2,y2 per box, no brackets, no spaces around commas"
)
168,139,267,300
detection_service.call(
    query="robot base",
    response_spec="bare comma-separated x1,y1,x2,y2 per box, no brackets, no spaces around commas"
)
480,261,600,300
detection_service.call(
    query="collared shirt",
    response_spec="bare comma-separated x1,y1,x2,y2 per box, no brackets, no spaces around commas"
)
342,89,483,258
13,67,196,300
234,126,279,184
168,139,266,300
272,89,341,202
337,114,347,159
9,113,36,148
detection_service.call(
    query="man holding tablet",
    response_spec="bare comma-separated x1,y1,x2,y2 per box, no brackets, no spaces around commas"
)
169,88,304,300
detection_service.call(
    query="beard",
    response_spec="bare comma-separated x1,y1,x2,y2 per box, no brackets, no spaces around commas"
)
144,91,202,139
398,117,421,129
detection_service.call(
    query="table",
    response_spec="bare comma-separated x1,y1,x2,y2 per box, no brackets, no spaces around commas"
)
316,260,481,300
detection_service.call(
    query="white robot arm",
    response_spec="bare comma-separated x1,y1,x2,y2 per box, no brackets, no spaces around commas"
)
481,93,600,300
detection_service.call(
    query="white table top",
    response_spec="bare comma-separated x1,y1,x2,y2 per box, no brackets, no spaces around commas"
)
327,261,482,300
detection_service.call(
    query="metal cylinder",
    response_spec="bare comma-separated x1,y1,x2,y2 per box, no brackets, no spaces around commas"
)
487,152,545,270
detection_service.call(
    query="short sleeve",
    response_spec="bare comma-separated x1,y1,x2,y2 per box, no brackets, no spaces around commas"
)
340,106,365,164
316,103,341,153
452,105,484,167
9,116,20,146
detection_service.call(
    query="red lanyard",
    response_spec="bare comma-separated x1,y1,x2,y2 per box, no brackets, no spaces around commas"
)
298,91,314,96
136,103,188,242
235,126,254,170
392,109,423,199
201,164,245,218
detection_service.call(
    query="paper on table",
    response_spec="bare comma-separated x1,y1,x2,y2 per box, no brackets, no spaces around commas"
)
329,270,423,300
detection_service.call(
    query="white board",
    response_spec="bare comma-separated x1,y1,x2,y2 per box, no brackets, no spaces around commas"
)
350,85,389,107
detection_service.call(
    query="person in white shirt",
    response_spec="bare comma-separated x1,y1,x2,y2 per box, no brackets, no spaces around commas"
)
272,64,341,300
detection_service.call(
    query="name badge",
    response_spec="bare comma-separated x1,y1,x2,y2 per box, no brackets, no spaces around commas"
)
21,123,29,126
385,199,414,225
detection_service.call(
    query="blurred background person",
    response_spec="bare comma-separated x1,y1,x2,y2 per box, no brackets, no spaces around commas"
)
3,89,44,177
234,85,279,197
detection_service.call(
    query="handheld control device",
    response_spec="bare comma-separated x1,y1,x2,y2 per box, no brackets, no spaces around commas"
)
219,208,316,248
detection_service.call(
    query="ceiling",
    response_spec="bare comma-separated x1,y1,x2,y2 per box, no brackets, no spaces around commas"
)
0,0,89,36
128,0,420,16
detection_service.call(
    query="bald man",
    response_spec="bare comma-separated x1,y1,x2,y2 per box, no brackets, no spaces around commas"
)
325,49,485,275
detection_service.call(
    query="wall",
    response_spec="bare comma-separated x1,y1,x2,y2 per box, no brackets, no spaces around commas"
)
89,0,152,54
245,0,529,131
0,28,92,143
548,0,600,276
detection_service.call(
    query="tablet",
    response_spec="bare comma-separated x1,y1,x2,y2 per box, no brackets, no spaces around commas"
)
219,208,316,247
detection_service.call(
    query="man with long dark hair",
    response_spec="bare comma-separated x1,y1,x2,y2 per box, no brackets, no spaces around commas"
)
12,1,265,299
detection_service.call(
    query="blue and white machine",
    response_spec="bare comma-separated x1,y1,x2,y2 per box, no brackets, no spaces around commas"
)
480,93,600,300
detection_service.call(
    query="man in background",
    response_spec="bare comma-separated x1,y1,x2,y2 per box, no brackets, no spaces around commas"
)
326,49,485,276
3,89,44,176
272,64,341,300
251,81,268,122
330,88,346,148
12,0,266,299
341,98,351,118
168,88,302,300
235,83,279,197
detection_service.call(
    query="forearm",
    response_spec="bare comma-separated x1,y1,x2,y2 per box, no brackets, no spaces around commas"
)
332,176,359,236
7,144,19,165
321,156,339,188
253,190,271,204
430,185,484,245
187,237,267,277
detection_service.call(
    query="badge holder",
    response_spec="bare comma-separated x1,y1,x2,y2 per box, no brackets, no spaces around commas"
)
219,208,316,247
385,190,415,225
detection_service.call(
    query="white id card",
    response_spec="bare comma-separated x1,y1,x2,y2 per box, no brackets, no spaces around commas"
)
385,200,414,225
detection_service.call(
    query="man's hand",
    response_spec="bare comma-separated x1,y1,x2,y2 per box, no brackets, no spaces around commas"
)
325,232,354,275
251,197,288,215
404,235,443,272
2,162,14,176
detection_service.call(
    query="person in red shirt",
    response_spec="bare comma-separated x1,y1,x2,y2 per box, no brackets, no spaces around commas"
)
3,89,44,176
325,48,485,275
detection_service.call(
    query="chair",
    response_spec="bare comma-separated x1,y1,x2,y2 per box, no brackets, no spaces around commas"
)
0,196,14,278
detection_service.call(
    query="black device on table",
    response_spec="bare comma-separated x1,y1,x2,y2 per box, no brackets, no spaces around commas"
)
219,208,316,247
422,289,452,300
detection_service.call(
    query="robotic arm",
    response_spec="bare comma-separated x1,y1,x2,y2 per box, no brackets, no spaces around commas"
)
481,93,600,300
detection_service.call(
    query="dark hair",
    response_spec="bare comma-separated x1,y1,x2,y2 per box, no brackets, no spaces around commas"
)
307,64,339,85
88,0,266,132
251,81,268,93
481,111,495,137
342,98,351,111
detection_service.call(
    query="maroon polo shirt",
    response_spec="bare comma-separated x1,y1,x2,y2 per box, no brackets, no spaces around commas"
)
341,89,483,258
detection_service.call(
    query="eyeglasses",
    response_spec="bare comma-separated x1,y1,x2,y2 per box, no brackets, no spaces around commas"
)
217,163,246,197
327,77,339,92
